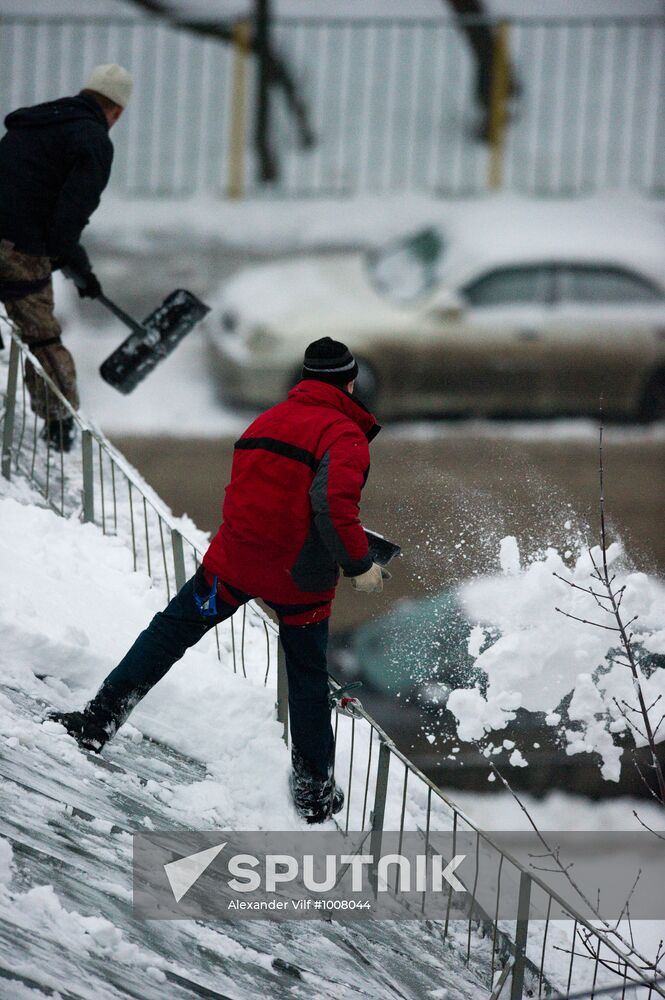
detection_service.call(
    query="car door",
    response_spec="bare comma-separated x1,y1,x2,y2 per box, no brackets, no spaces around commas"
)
410,264,555,414
540,265,664,416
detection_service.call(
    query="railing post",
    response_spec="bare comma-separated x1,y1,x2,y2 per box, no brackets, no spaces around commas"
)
489,959,515,1000
171,528,187,592
81,429,94,523
1,336,19,480
510,871,532,1000
276,640,288,744
369,739,391,894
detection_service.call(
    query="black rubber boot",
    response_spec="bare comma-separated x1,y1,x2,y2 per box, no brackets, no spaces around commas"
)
289,746,344,824
42,416,75,453
331,783,344,817
48,708,117,753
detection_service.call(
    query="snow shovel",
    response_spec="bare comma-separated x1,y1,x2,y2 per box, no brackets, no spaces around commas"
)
64,267,210,394
364,529,401,567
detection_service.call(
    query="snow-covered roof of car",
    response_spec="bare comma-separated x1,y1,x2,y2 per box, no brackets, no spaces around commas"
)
432,194,665,286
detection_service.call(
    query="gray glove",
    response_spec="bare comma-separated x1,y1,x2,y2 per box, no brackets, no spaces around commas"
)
351,562,391,594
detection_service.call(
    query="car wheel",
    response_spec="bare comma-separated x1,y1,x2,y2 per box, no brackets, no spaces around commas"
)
638,370,665,422
353,356,380,411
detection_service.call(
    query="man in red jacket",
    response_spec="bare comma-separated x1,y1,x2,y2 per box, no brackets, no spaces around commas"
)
51,338,387,823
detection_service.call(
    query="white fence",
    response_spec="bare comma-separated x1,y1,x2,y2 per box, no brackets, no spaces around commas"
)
0,14,663,197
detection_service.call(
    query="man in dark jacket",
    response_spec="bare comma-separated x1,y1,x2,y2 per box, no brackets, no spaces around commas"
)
51,338,388,823
0,64,132,450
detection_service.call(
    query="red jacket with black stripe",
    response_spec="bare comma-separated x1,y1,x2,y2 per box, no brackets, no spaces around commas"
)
202,380,380,614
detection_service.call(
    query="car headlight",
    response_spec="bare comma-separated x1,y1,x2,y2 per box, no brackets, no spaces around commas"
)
246,325,278,351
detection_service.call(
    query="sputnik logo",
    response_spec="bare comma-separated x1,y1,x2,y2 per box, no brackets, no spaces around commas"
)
164,842,226,902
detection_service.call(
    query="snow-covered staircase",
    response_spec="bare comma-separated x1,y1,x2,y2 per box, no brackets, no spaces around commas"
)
0,680,488,1000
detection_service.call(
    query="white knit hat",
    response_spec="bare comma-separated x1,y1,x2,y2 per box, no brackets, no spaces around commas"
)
83,64,133,108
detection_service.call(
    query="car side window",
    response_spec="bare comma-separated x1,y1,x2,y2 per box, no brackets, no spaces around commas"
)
463,266,553,308
560,266,663,304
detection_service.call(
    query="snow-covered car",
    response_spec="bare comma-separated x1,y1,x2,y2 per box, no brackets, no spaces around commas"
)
206,197,665,419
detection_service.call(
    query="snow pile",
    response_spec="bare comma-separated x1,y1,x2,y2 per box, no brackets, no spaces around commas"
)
93,191,446,256
93,190,664,274
3,873,168,977
448,535,665,780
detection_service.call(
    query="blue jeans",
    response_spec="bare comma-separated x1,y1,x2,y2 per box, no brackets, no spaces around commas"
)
87,567,334,778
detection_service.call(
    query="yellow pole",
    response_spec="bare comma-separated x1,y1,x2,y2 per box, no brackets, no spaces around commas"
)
227,19,251,199
487,20,510,191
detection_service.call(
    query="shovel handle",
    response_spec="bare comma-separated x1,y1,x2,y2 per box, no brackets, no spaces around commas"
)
63,266,147,338
97,293,147,338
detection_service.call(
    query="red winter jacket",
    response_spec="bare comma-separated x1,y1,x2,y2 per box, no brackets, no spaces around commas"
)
203,380,380,616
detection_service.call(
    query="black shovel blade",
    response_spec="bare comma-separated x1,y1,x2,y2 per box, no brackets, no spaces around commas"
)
100,289,210,394
364,529,401,565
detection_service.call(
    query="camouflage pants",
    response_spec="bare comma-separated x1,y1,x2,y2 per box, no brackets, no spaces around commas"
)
0,242,79,420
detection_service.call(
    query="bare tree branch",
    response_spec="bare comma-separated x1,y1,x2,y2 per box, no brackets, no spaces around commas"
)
632,810,665,842
478,752,663,974
555,607,621,631
557,408,665,807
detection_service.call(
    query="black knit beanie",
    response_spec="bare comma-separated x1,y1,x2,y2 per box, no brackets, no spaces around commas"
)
301,337,359,387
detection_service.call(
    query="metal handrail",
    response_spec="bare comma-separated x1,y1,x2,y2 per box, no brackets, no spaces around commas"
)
328,676,665,997
1,316,662,1000
0,317,279,654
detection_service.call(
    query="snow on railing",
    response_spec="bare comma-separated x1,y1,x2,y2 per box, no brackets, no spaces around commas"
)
1,316,662,1000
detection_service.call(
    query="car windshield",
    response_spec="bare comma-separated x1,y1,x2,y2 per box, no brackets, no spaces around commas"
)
353,589,486,696
367,227,445,304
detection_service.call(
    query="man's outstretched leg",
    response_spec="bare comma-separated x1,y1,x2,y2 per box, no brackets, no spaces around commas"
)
277,615,343,824
51,568,242,751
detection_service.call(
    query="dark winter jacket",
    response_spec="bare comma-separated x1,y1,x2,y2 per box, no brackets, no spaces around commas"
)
0,94,113,258
203,380,381,612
